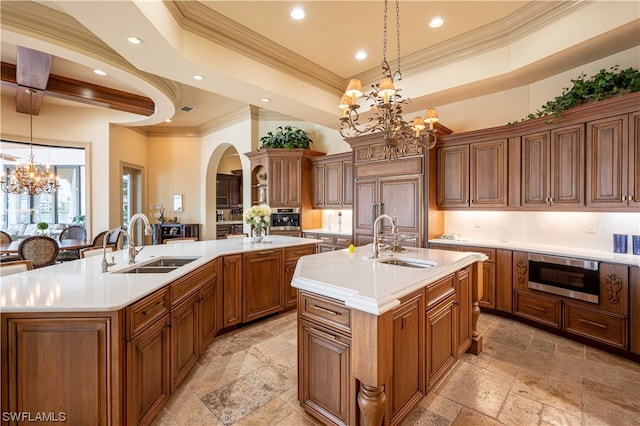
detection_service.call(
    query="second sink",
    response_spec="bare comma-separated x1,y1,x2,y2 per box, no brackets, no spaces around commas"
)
378,258,437,268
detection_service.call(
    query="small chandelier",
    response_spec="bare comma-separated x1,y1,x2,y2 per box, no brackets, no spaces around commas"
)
338,0,440,159
1,89,59,196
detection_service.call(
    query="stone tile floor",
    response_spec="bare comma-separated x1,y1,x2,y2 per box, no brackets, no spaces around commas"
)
153,310,640,426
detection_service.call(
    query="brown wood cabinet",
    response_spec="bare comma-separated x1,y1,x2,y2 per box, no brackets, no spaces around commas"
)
437,139,510,209
521,125,584,208
4,314,121,425
304,231,352,252
630,267,640,355
216,174,242,209
426,292,457,390
456,266,472,357
311,152,354,209
284,245,317,309
242,248,284,322
170,292,199,390
390,290,424,424
127,313,171,425
223,254,243,327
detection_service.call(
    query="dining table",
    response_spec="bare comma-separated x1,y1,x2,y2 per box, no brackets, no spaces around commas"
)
0,239,93,255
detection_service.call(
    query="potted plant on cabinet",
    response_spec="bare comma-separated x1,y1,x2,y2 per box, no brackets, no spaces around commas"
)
258,125,313,150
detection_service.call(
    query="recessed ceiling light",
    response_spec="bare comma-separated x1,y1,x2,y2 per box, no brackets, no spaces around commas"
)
355,51,367,60
290,7,305,20
128,36,142,44
193,74,204,81
429,17,444,28
261,98,271,103
93,69,107,76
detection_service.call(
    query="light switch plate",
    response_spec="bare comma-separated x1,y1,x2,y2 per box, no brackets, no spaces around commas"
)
586,221,597,234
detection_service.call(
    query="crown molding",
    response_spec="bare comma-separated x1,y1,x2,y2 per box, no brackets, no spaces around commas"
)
166,1,347,96
144,105,253,137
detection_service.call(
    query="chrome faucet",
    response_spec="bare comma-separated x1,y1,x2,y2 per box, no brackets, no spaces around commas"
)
102,227,127,273
127,213,153,264
372,214,398,258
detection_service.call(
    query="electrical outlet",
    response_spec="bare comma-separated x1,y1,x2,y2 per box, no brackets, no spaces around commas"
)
586,221,597,234
473,218,481,228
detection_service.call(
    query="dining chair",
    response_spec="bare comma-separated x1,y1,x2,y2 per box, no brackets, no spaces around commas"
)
57,225,87,261
80,246,113,258
226,234,248,239
91,231,108,247
18,236,60,268
0,230,21,262
107,227,124,248
164,238,197,244
0,260,34,276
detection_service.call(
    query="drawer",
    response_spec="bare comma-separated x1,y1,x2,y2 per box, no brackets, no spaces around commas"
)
285,244,316,260
300,291,351,335
319,235,335,244
514,290,561,328
563,303,627,348
170,261,217,307
126,287,170,340
334,236,352,247
426,274,455,309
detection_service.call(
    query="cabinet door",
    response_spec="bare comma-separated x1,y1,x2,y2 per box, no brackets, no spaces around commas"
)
354,179,377,234
299,320,351,426
242,249,283,322
269,157,286,206
284,258,299,309
324,161,343,208
228,177,242,208
550,125,584,206
521,131,550,207
586,114,629,207
379,176,422,235
426,294,457,390
313,163,325,208
342,160,354,207
171,293,199,390
285,157,302,206
127,314,171,425
391,291,424,423
437,144,469,208
470,139,508,207
456,267,472,356
223,254,243,327
199,274,221,352
6,317,113,425
216,177,230,208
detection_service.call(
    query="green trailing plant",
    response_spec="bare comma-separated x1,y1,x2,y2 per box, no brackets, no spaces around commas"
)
508,65,640,125
36,222,48,233
259,125,313,150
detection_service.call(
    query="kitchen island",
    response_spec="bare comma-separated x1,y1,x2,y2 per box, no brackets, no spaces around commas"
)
291,245,487,425
0,236,319,425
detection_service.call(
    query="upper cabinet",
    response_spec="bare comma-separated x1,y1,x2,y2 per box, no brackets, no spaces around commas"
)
437,92,640,211
311,152,353,209
521,124,584,208
244,148,325,209
216,174,242,208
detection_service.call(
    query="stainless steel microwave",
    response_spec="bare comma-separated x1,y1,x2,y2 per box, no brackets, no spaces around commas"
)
528,253,599,304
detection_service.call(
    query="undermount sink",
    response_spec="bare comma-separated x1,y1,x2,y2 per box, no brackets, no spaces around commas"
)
378,258,437,268
114,256,200,274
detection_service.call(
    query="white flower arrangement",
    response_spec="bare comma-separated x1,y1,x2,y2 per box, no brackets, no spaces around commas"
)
243,204,271,229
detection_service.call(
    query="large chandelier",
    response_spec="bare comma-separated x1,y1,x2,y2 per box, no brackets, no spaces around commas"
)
338,0,440,159
1,89,59,195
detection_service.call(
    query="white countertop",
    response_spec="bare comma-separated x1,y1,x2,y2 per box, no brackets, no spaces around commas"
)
0,236,320,313
292,245,487,315
302,228,353,237
428,238,640,268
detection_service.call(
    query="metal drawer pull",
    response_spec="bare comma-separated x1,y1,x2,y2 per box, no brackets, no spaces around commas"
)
310,304,339,316
525,304,547,313
142,300,164,318
258,250,275,255
578,318,607,329
309,327,337,340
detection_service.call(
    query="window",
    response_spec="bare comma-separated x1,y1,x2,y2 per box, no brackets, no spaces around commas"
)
1,141,86,234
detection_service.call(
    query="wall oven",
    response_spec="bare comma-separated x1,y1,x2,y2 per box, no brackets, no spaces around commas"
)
528,254,599,304
270,207,300,231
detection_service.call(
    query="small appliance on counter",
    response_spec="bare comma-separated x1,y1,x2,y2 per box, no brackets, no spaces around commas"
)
216,209,224,222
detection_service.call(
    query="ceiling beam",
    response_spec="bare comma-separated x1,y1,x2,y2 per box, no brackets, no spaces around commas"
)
14,47,51,115
1,62,155,116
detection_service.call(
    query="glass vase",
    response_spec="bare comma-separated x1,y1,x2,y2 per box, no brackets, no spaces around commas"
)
252,226,265,243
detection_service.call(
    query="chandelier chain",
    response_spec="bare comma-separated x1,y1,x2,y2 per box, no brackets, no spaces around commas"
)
395,0,402,78
382,0,388,65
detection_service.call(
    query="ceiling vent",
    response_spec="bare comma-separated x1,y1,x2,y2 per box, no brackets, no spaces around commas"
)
180,106,195,112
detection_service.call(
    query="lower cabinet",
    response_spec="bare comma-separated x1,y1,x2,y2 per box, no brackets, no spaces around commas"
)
171,292,199,390
243,249,284,322
223,254,243,327
127,313,171,425
299,319,352,426
284,245,317,309
426,293,457,390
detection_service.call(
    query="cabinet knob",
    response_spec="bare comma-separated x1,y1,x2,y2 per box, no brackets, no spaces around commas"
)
622,195,627,201
629,195,634,202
